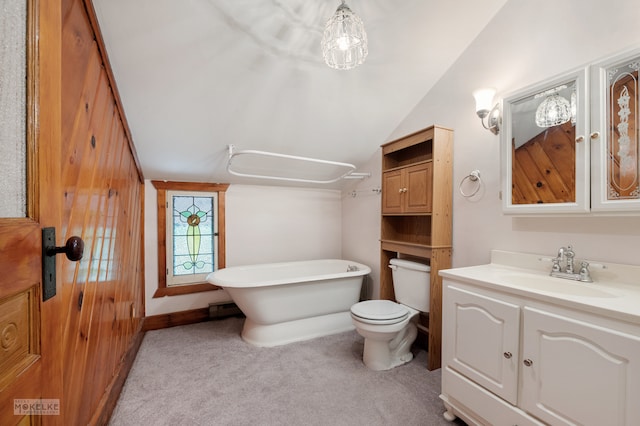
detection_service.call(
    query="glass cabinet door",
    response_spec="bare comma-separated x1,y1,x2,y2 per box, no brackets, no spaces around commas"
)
591,48,640,212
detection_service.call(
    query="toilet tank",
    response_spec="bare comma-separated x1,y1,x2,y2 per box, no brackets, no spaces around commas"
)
389,258,430,312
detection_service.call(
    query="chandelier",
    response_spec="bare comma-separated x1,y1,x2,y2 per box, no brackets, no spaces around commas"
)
321,1,368,70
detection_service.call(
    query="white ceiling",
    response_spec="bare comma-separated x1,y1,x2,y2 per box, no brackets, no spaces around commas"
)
92,0,507,188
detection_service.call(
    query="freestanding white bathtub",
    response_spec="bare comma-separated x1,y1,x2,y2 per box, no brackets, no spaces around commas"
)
206,259,371,347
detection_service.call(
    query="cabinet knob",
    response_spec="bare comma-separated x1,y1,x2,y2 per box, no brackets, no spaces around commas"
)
590,131,600,140
523,359,533,367
503,352,512,359
398,188,403,193
575,135,584,143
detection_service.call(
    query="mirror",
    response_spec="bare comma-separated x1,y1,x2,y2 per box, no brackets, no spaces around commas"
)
502,67,590,214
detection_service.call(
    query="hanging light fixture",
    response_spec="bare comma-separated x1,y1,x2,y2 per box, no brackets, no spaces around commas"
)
321,0,368,70
535,88,572,128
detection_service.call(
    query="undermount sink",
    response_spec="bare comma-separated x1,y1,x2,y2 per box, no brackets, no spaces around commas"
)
502,273,617,298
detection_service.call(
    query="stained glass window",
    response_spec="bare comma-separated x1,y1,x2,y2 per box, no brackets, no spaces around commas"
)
166,190,218,287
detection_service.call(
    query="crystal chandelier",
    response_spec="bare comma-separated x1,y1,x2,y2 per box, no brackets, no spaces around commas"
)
535,93,572,128
321,0,368,70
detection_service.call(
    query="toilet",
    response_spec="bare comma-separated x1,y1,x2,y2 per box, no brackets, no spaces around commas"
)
350,258,430,371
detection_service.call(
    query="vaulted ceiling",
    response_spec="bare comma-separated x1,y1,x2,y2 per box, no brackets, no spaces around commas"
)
92,0,508,188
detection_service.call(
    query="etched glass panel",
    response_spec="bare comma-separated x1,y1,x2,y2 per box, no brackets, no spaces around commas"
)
607,59,639,200
167,192,217,286
0,0,27,217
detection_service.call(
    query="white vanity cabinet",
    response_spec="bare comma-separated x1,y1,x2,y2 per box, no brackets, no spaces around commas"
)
441,280,640,426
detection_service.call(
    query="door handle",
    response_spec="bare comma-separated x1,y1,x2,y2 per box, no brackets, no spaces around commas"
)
42,227,84,301
46,235,84,261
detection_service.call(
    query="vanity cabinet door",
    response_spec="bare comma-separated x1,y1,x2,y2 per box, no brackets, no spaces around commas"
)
443,284,520,404
521,306,640,426
590,47,640,212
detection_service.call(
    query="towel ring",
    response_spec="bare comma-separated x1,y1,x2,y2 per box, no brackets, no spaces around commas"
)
459,170,482,198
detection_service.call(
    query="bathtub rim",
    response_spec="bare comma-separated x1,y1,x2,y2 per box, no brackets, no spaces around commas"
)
206,258,371,288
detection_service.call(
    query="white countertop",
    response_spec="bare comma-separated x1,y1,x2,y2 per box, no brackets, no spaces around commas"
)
439,250,640,325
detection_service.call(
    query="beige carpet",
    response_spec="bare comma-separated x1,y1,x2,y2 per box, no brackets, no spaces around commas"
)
108,316,464,426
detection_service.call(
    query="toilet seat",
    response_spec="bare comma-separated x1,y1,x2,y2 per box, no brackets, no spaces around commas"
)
350,300,409,325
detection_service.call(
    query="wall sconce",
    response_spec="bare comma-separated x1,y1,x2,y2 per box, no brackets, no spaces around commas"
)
473,88,501,135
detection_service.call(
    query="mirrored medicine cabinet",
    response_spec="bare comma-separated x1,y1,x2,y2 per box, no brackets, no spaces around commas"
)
501,46,640,215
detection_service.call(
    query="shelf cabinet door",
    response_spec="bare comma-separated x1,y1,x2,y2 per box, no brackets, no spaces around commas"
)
404,162,432,213
443,283,520,404
381,169,403,213
381,163,432,214
521,306,640,426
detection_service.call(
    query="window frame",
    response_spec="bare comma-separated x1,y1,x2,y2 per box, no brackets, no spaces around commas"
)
152,180,229,297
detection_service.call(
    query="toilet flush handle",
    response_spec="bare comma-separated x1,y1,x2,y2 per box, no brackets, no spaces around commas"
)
388,265,397,271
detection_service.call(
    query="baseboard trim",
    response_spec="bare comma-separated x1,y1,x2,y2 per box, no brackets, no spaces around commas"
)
91,321,145,426
143,307,211,331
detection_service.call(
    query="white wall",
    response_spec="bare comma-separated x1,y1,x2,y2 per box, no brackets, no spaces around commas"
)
343,0,640,287
144,181,342,316
225,185,342,265
341,150,382,299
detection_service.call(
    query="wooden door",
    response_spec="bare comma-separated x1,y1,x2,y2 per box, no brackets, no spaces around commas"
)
0,1,63,425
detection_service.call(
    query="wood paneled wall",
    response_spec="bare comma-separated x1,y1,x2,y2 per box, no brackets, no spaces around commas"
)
61,0,144,424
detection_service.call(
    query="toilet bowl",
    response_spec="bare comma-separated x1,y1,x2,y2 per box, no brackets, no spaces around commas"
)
350,259,430,371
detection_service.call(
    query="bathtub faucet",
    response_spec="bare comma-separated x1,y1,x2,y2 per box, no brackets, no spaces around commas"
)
347,265,359,272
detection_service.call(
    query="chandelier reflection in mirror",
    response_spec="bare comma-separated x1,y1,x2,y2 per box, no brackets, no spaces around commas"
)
535,85,573,127
321,0,368,70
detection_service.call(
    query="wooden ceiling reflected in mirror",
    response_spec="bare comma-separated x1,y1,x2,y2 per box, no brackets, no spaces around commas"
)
510,83,577,205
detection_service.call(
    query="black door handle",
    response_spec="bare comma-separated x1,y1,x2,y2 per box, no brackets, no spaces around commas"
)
46,235,84,261
42,228,85,301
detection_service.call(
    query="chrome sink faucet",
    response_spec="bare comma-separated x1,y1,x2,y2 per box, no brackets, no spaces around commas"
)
550,245,593,282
